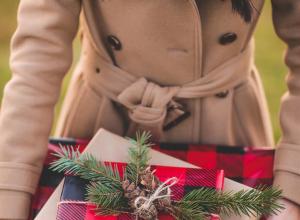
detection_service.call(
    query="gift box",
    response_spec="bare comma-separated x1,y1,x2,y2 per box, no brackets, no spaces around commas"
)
56,165,224,220
30,138,89,219
35,129,270,220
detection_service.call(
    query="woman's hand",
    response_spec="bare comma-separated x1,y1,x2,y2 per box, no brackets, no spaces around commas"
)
267,199,300,220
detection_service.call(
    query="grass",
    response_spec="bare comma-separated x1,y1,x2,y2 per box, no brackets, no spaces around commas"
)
0,1,287,142
254,1,287,141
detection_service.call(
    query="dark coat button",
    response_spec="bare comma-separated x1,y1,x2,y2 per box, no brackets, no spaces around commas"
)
95,67,100,74
215,90,229,98
107,35,122,50
219,32,237,45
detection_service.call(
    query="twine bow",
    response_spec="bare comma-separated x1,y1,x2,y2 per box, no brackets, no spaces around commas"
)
134,177,178,219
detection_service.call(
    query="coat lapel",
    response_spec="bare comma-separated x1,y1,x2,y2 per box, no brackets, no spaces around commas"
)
187,0,203,77
186,0,204,142
82,0,112,63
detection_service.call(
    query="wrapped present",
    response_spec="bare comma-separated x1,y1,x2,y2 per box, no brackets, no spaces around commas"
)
30,138,89,219
56,165,224,220
35,129,275,220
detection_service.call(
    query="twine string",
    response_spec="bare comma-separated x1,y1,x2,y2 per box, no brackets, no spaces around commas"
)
134,177,178,212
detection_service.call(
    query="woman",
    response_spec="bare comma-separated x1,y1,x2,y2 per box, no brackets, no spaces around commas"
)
0,0,299,219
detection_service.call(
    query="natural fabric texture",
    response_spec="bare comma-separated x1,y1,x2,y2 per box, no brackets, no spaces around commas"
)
0,0,299,219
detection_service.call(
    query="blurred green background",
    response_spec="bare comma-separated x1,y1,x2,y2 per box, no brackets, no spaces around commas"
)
0,1,287,142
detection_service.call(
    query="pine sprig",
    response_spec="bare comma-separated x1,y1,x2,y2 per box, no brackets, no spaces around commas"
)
50,145,122,186
50,145,129,215
125,131,152,184
219,186,283,217
170,205,209,220
50,134,284,220
87,182,130,215
176,186,284,218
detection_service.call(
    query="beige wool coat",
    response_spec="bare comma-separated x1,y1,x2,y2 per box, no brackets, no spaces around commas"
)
0,0,299,219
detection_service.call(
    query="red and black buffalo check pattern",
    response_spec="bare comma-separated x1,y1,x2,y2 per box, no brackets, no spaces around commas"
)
56,202,189,220
56,165,224,220
30,138,274,219
30,138,89,220
153,144,275,188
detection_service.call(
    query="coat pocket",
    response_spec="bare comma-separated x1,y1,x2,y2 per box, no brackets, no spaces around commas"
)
233,70,274,147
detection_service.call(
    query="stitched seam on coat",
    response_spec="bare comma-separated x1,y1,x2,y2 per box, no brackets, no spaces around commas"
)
274,168,300,176
0,163,40,174
277,148,300,153
0,184,35,194
277,142,300,151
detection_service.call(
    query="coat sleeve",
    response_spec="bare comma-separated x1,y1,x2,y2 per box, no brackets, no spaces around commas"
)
271,0,300,205
0,0,81,219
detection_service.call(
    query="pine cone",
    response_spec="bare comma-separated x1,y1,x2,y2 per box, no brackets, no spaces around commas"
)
140,167,160,190
123,181,139,199
122,167,171,219
122,180,148,209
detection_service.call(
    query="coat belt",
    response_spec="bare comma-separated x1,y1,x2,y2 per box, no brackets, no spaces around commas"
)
84,44,253,139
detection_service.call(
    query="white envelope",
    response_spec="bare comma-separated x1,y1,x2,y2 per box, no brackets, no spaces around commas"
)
35,129,257,220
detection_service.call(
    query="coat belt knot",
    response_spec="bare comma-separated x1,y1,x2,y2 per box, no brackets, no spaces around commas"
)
117,78,187,133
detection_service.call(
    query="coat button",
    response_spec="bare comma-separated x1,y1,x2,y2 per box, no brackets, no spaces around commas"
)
215,90,229,98
95,67,101,74
219,32,237,45
107,35,122,50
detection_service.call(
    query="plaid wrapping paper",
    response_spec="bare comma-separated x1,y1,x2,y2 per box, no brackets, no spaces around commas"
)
152,144,275,188
56,165,224,220
30,138,89,219
30,138,274,219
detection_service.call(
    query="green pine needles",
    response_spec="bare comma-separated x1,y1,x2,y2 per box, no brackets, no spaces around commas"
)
125,131,152,184
50,145,129,215
175,186,283,219
50,132,284,220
